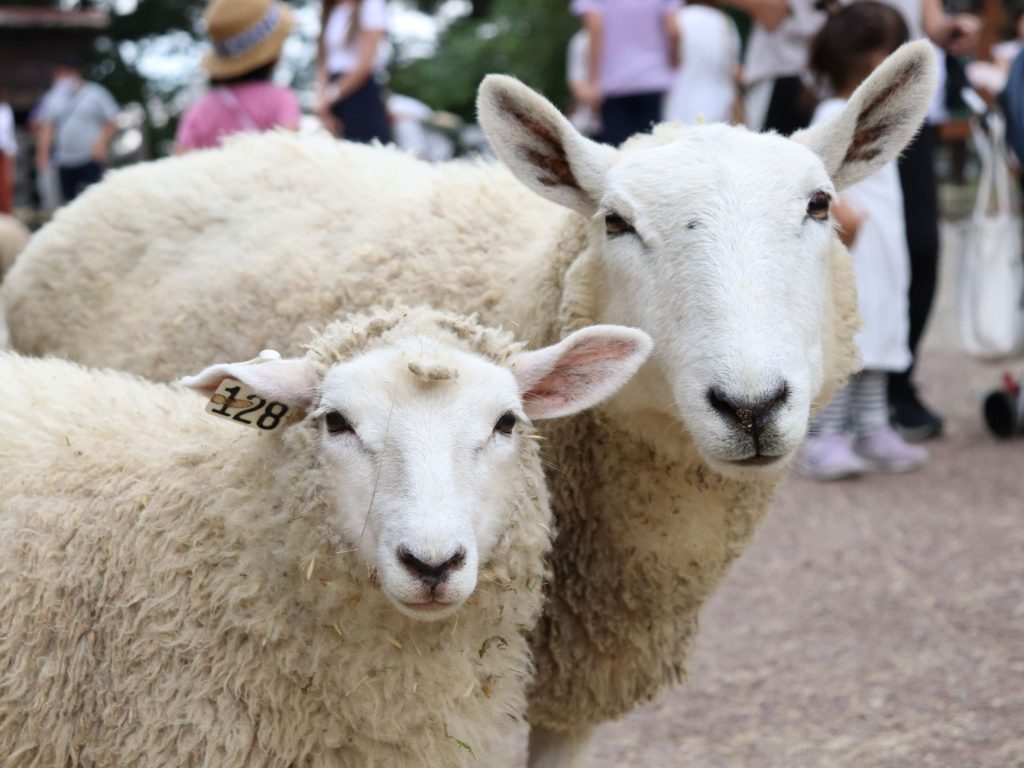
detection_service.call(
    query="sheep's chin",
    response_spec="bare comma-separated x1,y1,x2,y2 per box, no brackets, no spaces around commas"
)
384,592,466,622
702,451,795,481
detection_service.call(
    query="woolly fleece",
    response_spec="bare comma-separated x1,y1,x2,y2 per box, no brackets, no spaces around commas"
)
0,307,553,767
2,130,860,728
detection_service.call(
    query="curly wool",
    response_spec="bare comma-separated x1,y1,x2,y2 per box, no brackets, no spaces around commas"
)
1,131,860,729
0,307,552,767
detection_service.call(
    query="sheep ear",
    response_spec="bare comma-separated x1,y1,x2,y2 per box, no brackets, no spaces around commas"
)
477,74,616,215
792,40,937,190
511,326,653,420
181,357,318,408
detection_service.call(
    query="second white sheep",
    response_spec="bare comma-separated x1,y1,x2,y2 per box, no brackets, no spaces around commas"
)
0,306,651,768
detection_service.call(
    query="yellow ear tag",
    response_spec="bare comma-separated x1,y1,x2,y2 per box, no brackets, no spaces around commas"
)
205,378,296,432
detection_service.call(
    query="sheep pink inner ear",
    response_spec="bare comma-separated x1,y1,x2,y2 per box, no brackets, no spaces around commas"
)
180,358,319,408
512,326,653,421
791,40,937,190
476,74,614,215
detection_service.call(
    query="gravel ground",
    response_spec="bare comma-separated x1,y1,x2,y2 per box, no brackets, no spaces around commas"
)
585,224,1024,767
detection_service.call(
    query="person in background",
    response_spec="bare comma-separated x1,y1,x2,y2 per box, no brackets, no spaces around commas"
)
994,1,1024,73
316,0,392,144
570,0,681,147
966,1,1024,94
663,0,741,125
34,55,119,204
0,89,15,214
175,0,299,153
881,0,978,441
732,0,824,133
28,78,70,213
735,0,978,134
566,29,603,140
800,1,928,480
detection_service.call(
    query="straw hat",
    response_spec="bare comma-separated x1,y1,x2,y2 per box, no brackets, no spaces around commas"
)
201,0,295,80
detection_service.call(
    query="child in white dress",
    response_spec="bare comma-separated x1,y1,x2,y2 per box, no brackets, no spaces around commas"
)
801,1,929,480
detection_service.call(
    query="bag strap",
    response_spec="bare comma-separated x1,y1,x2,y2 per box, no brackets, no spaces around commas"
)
971,120,994,218
990,114,1014,215
214,87,259,132
53,85,90,131
973,110,1017,218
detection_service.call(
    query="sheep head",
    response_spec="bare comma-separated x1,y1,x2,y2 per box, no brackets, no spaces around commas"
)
477,41,936,478
182,309,651,620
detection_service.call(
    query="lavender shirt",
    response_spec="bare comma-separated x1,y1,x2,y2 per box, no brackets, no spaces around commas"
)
571,0,682,97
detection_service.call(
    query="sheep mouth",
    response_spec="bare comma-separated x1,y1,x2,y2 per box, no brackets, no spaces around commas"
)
400,598,459,614
729,454,785,467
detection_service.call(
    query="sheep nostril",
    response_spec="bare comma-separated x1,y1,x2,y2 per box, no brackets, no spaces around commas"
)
707,383,790,433
439,548,466,574
765,382,790,414
706,387,735,419
397,546,467,589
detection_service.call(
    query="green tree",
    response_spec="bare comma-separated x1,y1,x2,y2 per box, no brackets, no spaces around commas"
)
392,0,577,120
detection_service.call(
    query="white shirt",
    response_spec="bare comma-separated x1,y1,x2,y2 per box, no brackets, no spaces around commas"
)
664,5,739,124
323,0,389,75
0,103,16,156
743,1,825,86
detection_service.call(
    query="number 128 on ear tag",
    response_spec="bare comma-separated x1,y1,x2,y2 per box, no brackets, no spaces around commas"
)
205,378,295,431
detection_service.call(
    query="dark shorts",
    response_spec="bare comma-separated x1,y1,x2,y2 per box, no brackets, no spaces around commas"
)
329,77,392,144
600,91,663,147
58,160,104,203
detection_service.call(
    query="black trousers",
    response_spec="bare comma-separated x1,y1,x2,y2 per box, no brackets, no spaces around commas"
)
600,91,663,147
890,125,940,401
329,77,392,145
58,160,103,203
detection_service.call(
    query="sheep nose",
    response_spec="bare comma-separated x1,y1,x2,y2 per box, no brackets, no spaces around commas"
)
397,546,467,590
706,383,790,434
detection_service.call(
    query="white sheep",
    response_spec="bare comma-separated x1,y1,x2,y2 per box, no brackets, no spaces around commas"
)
0,306,652,768
1,42,938,765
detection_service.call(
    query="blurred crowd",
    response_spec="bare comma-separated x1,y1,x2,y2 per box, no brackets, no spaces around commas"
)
0,0,461,218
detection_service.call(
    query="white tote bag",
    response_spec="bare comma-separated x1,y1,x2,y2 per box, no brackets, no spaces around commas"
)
958,113,1024,359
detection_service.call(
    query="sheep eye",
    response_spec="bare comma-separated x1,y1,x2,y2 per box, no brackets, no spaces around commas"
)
493,411,517,436
807,191,831,221
605,213,635,237
324,411,353,435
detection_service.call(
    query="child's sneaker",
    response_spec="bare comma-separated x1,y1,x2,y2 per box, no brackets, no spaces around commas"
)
854,426,928,473
798,433,870,481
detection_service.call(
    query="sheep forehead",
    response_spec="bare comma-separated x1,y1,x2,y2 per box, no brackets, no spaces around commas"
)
607,127,832,218
308,306,519,372
319,339,521,433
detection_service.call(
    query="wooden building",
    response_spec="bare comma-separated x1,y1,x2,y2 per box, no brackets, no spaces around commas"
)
0,6,109,115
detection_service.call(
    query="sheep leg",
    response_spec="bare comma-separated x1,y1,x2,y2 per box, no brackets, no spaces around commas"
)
526,723,596,768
